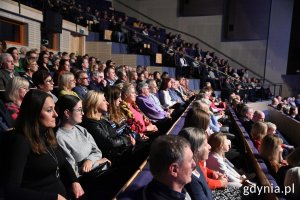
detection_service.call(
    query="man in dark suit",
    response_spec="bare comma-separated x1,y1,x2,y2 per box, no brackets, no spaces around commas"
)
0,53,19,90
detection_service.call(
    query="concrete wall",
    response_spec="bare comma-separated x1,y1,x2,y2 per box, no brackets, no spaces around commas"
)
113,0,294,91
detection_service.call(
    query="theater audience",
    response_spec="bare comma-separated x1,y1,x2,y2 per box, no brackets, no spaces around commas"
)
4,77,29,121
55,95,110,177
145,135,196,200
32,70,58,103
5,90,84,200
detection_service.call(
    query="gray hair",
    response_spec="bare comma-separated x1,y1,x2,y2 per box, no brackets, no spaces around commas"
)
136,81,148,94
6,77,29,104
0,53,12,68
178,127,206,161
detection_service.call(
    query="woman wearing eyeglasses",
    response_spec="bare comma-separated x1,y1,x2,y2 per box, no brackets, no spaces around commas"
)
32,70,58,103
56,95,110,178
57,72,78,98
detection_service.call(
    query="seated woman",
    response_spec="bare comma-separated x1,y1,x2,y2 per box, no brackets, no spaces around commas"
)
260,134,287,176
53,59,71,86
207,133,249,188
5,90,84,200
250,122,268,149
120,83,157,137
4,77,29,121
104,86,131,135
21,58,38,88
55,95,111,178
58,72,78,98
178,127,213,200
32,69,58,102
158,78,178,108
81,90,135,164
184,107,228,190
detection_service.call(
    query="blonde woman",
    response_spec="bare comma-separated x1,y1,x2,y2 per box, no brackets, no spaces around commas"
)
58,72,78,97
5,77,29,121
22,59,38,88
250,122,268,149
81,90,134,164
260,134,287,175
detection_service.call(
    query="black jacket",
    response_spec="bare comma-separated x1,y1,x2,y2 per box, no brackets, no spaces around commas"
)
81,117,132,159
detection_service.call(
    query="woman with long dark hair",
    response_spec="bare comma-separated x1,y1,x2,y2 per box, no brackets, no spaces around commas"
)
5,90,84,200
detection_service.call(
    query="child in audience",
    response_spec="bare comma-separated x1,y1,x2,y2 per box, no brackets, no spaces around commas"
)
250,122,267,149
207,133,247,188
260,134,287,175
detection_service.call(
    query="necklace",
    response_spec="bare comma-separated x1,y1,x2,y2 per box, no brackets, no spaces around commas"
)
45,146,60,178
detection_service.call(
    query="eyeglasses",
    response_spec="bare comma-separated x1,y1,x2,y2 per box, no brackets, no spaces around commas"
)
80,77,89,80
73,108,84,114
45,78,54,84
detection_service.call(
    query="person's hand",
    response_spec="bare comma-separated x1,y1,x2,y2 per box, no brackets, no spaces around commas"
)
218,122,223,127
57,194,67,200
219,176,228,188
82,160,93,173
147,124,158,132
101,79,107,87
128,135,136,145
168,109,174,114
97,157,111,166
71,182,84,199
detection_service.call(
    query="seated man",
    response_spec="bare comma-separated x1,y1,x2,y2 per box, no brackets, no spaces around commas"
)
169,79,186,106
73,70,89,99
145,135,196,200
136,82,172,132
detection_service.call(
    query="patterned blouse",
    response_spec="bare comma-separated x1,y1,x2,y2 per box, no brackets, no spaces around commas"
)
120,101,151,134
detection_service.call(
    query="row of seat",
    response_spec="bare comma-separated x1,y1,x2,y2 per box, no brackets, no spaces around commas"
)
228,106,283,200
112,101,193,200
268,105,300,147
